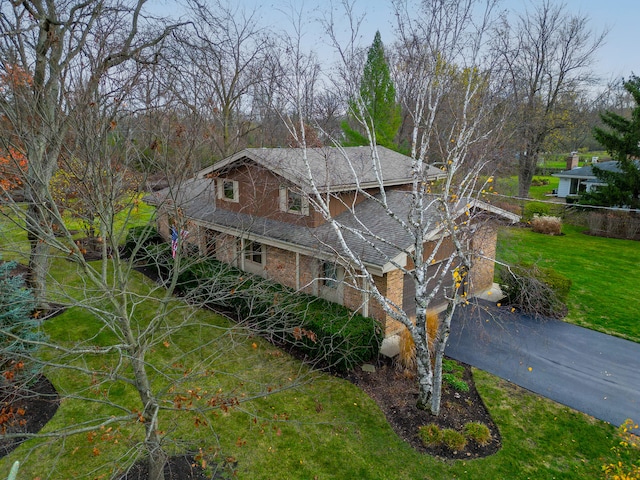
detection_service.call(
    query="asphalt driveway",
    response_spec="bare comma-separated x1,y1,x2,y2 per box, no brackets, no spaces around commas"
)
446,300,640,426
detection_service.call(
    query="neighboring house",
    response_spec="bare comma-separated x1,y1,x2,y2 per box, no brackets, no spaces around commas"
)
554,160,626,199
146,147,519,336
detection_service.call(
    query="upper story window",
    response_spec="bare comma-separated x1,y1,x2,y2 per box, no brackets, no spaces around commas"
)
279,186,309,215
217,178,239,202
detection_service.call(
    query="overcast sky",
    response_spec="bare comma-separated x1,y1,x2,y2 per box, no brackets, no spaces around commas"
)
156,0,637,86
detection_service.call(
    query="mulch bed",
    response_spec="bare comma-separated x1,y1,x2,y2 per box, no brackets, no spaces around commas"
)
343,356,502,459
0,375,60,458
117,454,227,480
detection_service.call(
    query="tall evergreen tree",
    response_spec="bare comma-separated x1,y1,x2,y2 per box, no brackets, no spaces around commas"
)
342,31,401,149
582,76,640,209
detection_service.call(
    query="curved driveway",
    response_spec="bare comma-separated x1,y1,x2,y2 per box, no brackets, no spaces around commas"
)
446,300,640,426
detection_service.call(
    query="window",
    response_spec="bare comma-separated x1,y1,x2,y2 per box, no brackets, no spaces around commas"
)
244,241,264,265
321,261,338,289
205,230,218,256
279,186,309,215
217,178,239,202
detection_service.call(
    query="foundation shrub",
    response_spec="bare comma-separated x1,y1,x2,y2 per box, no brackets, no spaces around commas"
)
173,257,381,372
122,225,163,258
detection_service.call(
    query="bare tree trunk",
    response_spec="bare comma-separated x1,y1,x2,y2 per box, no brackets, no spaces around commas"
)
131,351,167,480
518,150,538,198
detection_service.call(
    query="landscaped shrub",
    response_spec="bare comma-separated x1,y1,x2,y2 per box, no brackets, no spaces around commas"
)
166,255,381,372
441,428,467,451
531,215,562,235
418,424,442,447
523,201,550,221
121,225,163,258
464,422,491,446
498,262,572,318
587,211,640,240
0,258,46,383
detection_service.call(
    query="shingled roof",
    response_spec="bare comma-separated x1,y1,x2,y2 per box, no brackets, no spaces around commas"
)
554,160,640,178
196,146,445,192
153,185,517,274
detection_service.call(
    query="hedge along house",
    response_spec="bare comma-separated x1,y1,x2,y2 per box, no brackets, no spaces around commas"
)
146,147,519,336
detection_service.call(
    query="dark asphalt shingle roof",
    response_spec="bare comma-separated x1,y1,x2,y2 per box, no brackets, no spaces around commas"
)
197,146,445,192
170,187,503,270
147,148,518,271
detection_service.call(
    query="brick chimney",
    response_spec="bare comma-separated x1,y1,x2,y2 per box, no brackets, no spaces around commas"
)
566,152,579,170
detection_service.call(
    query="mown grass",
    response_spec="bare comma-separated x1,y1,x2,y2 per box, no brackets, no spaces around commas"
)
497,224,640,342
1,281,625,479
493,175,560,200
0,204,634,479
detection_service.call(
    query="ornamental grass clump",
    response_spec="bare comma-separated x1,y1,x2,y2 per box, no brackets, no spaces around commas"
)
531,215,562,235
464,422,492,446
441,428,467,451
395,311,438,374
418,424,442,447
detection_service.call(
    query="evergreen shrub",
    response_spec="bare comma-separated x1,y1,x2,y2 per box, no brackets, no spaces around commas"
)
441,428,467,451
0,258,46,383
162,256,381,372
523,202,550,221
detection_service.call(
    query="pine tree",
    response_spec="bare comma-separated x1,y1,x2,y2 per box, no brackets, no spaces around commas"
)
342,31,401,149
583,76,640,208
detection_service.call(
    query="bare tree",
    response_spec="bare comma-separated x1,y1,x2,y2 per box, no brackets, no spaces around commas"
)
0,0,177,307
0,92,303,480
278,0,512,415
167,0,273,160
494,0,606,197
0,5,300,478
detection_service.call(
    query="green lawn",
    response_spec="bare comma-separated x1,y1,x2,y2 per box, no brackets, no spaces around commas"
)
0,270,626,479
494,175,559,200
497,224,640,342
1,206,637,479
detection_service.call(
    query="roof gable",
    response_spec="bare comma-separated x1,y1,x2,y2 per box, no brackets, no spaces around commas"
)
197,146,444,192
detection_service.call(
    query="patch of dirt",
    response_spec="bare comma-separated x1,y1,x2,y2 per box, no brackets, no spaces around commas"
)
343,356,502,459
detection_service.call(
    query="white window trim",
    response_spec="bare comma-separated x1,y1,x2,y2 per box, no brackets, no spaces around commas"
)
279,186,309,216
243,240,265,266
217,178,239,203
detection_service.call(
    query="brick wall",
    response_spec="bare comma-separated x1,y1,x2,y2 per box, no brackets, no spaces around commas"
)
469,223,498,292
265,245,299,290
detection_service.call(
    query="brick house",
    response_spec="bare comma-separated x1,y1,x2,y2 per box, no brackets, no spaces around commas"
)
146,146,518,336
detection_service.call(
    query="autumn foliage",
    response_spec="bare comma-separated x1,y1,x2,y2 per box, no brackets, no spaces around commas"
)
0,148,27,192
